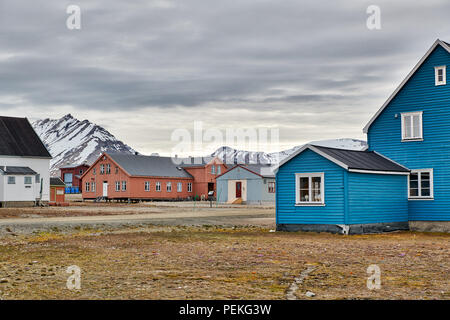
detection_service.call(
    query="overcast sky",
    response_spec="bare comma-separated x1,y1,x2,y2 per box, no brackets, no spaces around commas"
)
0,0,449,155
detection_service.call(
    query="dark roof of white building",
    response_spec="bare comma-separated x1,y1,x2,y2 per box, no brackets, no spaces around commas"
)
50,177,65,186
0,166,37,175
0,116,52,158
108,153,193,178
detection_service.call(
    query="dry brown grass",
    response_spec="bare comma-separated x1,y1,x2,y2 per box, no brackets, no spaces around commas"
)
0,226,448,300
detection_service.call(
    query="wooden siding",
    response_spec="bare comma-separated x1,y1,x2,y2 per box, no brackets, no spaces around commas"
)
368,45,450,221
347,172,408,224
276,149,346,225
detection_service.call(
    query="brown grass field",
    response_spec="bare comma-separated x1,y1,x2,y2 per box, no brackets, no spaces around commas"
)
0,225,448,300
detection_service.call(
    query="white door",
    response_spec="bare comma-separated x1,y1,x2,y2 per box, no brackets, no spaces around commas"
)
103,182,108,197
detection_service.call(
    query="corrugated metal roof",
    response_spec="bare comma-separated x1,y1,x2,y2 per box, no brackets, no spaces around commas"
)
312,145,409,172
50,177,65,186
0,116,52,158
108,153,193,178
0,166,37,175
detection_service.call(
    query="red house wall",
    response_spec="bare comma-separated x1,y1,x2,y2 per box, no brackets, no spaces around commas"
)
183,160,227,199
60,164,90,190
50,186,65,203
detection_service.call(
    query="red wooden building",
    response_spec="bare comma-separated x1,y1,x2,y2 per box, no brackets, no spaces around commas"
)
81,153,227,201
60,163,90,191
49,177,66,204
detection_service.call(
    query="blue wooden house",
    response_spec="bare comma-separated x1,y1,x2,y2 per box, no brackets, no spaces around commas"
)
276,39,450,234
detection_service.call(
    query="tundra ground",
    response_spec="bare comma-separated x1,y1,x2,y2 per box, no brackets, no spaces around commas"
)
0,226,448,300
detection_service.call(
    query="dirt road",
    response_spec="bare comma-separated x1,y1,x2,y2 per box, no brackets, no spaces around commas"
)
0,205,275,234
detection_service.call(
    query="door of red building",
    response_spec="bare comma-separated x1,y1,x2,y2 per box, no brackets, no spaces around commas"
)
236,182,242,198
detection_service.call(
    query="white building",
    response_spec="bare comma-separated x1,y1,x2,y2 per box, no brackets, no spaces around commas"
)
0,116,52,207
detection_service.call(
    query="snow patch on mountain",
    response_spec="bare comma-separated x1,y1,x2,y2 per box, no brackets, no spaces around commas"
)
32,114,136,175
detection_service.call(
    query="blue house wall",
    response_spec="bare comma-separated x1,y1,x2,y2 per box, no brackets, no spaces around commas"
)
276,149,346,225
367,45,450,221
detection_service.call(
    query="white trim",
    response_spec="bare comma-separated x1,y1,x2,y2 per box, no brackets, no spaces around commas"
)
401,111,423,140
274,144,349,173
435,65,446,86
295,172,325,205
408,168,434,200
363,39,450,133
348,169,410,175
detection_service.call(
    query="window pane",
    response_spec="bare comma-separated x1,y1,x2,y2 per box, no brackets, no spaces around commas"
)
311,177,321,202
412,115,420,138
421,188,430,196
300,177,309,189
410,188,419,197
404,115,412,138
300,189,309,201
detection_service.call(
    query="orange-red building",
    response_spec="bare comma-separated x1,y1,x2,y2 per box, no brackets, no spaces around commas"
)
50,177,66,204
81,153,227,201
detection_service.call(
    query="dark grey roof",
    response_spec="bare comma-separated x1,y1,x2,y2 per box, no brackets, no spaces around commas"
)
312,145,409,172
108,153,193,178
50,177,65,186
221,164,275,178
178,156,213,167
0,116,52,158
0,166,37,175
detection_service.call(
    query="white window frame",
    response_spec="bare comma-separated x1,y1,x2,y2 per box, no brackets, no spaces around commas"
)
115,181,120,191
92,182,96,192
122,181,127,191
435,66,446,86
156,182,161,192
211,165,216,174
166,182,172,192
187,182,192,193
295,173,325,206
100,164,105,174
24,176,32,185
268,181,275,193
85,182,90,192
177,182,182,192
401,111,423,141
217,166,221,175
7,176,15,184
408,169,434,200
106,164,111,174
144,181,150,191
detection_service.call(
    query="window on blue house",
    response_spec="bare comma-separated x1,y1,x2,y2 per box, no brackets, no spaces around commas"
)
401,112,423,141
295,173,324,205
435,66,446,86
409,169,433,199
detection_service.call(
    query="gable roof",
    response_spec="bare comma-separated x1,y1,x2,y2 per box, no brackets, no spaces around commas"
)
0,116,52,158
50,177,66,186
363,39,450,134
276,144,409,175
0,166,37,175
216,163,275,179
107,153,193,178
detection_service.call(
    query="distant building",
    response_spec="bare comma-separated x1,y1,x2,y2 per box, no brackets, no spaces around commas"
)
216,164,275,204
60,163,90,191
0,116,52,207
81,153,227,201
50,177,66,204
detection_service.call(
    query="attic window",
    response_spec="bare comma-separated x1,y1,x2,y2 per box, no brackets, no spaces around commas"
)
435,66,446,85
401,111,423,141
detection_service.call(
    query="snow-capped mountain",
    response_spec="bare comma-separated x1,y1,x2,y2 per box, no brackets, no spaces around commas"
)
32,114,135,175
212,138,367,165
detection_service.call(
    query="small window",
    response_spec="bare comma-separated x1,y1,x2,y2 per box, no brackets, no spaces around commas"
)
295,173,324,205
187,182,192,192
100,164,105,174
115,181,120,191
79,169,83,174
85,182,90,192
93,168,96,175
211,165,216,174
156,182,161,192
8,176,15,184
166,182,172,192
24,176,32,185
401,112,423,141
435,66,446,86
268,181,275,193
409,169,433,199
106,164,111,174
115,167,119,174
122,181,127,191
217,166,221,175
145,181,150,191
35,174,41,183
91,182,96,192
177,182,182,192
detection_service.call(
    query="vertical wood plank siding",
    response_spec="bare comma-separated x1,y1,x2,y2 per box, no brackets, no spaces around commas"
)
368,45,450,221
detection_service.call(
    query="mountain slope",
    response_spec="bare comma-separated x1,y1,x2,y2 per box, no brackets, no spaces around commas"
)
32,114,135,175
